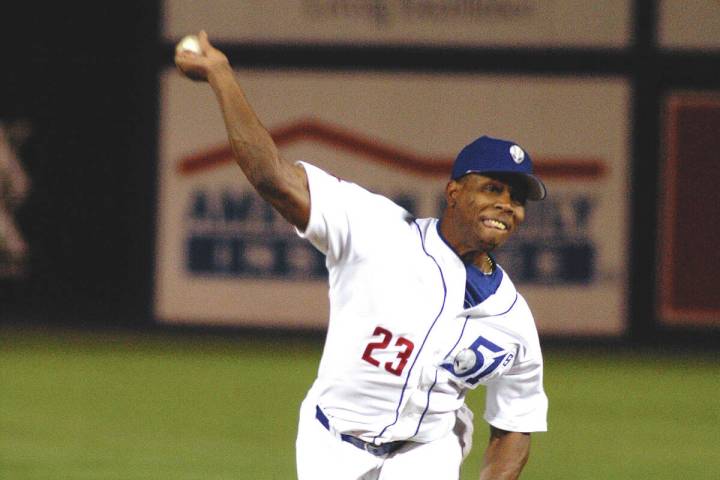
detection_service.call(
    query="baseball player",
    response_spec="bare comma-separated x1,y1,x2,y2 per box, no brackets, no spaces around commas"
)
176,32,548,480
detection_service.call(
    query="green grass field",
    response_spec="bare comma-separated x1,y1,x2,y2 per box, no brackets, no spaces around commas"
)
1,326,718,479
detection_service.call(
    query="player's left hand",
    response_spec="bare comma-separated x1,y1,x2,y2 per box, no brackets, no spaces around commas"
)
175,30,230,82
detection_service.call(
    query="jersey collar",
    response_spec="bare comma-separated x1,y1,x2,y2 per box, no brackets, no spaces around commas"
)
432,218,518,317
463,269,518,318
430,217,467,271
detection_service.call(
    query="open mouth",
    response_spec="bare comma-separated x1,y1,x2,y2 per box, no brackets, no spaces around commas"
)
482,218,509,231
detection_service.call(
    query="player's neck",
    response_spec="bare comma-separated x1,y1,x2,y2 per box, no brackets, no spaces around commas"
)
462,251,494,273
438,217,492,272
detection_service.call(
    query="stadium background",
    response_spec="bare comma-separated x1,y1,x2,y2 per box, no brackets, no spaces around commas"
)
1,1,719,479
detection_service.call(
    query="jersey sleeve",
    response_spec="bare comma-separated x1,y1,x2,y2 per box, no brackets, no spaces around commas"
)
483,353,548,433
294,162,347,258
294,161,408,263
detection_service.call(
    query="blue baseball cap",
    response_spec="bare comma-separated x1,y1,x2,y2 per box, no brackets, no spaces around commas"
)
451,135,547,201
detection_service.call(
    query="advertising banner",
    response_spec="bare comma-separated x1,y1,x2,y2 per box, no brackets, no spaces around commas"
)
164,0,630,48
157,69,629,335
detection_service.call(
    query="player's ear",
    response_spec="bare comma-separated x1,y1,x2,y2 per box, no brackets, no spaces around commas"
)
445,180,461,208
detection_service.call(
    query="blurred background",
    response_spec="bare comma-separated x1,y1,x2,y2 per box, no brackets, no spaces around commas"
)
1,1,719,479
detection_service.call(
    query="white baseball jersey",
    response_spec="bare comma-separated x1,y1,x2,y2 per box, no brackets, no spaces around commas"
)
296,162,547,446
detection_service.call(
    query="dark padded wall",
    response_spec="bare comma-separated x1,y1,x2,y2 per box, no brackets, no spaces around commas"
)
2,3,160,324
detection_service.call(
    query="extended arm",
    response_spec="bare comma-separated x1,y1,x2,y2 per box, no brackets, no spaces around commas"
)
175,31,310,229
479,426,531,480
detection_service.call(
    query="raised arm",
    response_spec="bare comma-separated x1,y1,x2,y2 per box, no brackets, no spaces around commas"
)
479,427,531,480
174,31,310,230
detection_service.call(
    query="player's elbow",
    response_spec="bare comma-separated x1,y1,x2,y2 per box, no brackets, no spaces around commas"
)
252,164,310,229
253,169,282,196
252,163,296,201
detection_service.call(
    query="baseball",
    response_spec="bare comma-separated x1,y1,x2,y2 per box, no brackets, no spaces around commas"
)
176,35,202,55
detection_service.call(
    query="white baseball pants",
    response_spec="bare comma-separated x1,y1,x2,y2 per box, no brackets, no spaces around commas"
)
295,399,465,480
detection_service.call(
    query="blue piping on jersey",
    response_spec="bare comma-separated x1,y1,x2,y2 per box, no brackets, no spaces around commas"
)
435,218,462,260
435,219,497,268
409,290,520,438
437,219,503,308
373,220,448,444
486,292,519,318
412,369,439,438
410,314,470,439
445,316,472,358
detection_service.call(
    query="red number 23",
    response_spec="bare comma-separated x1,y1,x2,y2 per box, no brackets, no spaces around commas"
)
361,326,415,376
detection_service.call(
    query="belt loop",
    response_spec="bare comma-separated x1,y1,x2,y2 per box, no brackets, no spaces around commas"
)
315,405,342,440
315,404,407,457
315,405,329,429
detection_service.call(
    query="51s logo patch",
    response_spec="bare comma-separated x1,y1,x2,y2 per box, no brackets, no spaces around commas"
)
440,336,513,386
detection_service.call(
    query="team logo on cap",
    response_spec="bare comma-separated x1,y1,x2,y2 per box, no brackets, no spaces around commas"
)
509,145,525,164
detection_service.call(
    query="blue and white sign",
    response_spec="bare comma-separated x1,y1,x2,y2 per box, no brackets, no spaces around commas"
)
156,69,629,334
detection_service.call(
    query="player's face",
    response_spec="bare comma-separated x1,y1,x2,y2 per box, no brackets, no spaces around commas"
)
447,173,527,253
